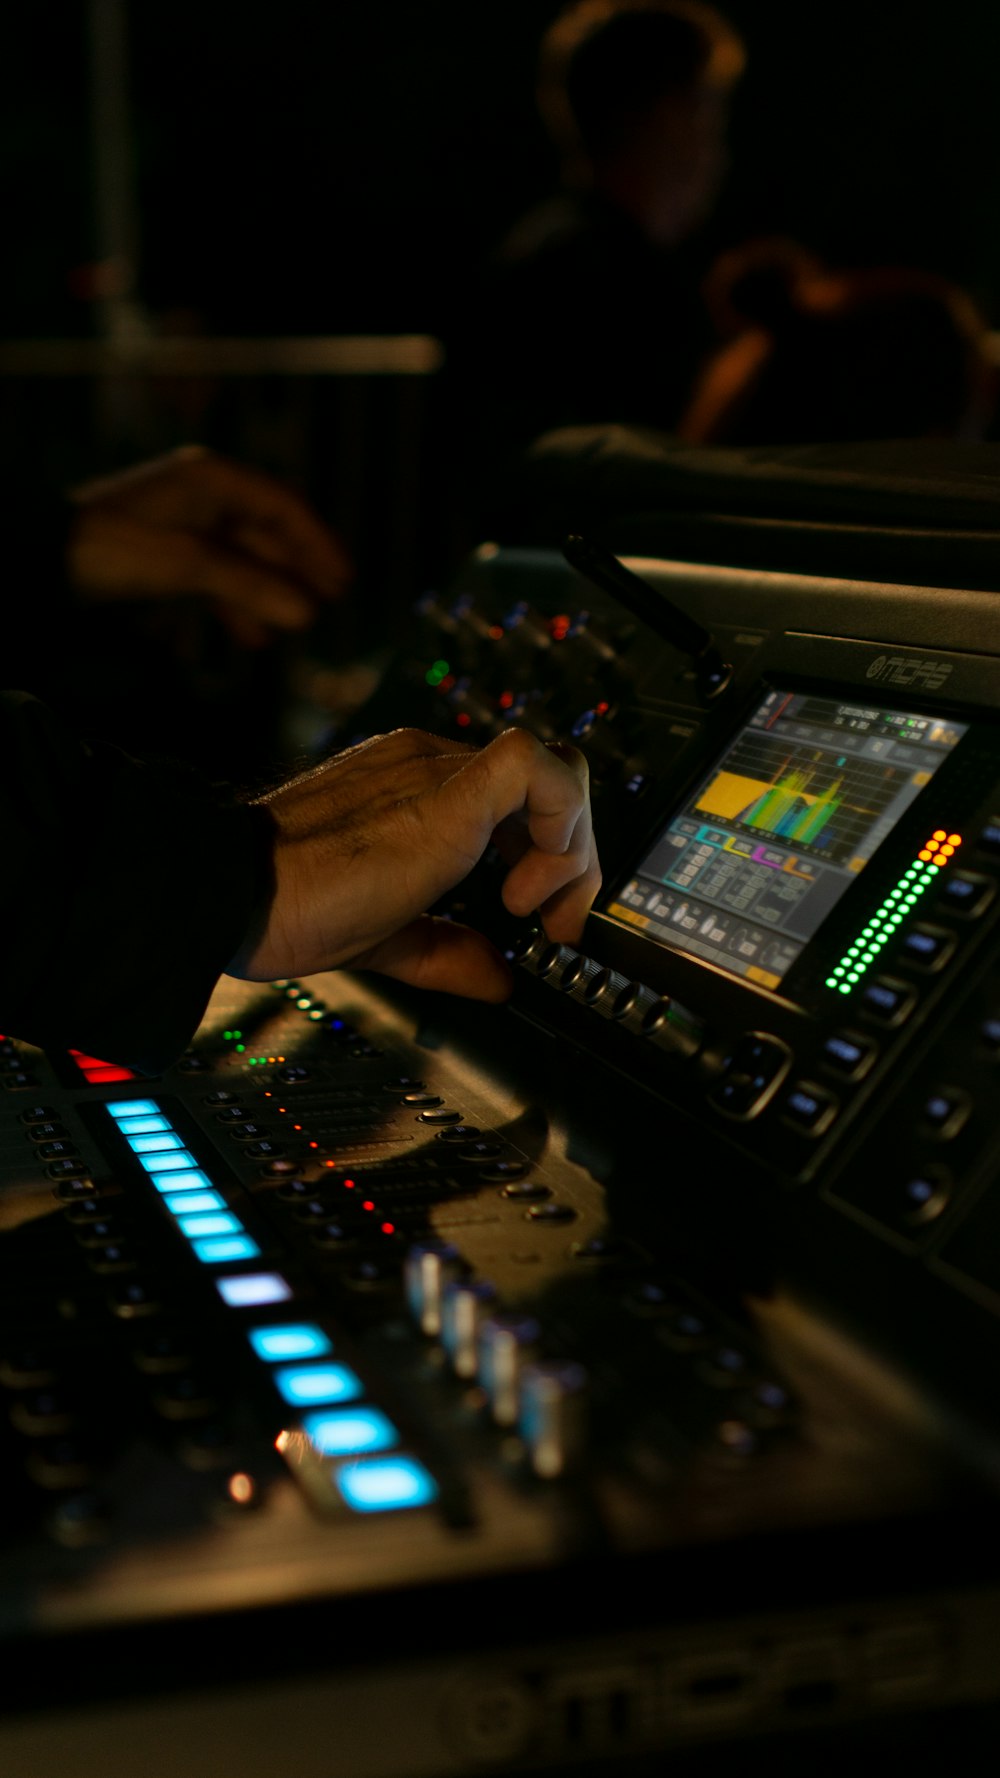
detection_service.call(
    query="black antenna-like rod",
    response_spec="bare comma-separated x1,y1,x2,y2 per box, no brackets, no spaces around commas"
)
563,533,731,697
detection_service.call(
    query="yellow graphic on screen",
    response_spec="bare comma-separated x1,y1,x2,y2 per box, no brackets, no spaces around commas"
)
696,760,846,847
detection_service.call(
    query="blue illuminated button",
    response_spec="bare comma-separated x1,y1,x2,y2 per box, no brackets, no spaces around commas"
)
940,872,993,917
163,1189,225,1216
302,1405,397,1456
192,1234,261,1264
248,1324,332,1362
922,1090,969,1138
335,1455,438,1513
139,1150,198,1174
781,1082,838,1135
149,1168,213,1195
821,1032,877,1080
128,1132,184,1154
177,1212,242,1238
860,979,915,1026
117,1115,171,1136
216,1272,292,1307
274,1362,362,1406
900,927,953,970
978,822,1000,855
107,1100,160,1120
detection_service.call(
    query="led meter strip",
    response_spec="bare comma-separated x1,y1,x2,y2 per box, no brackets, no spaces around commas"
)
104,1101,437,1513
825,831,962,995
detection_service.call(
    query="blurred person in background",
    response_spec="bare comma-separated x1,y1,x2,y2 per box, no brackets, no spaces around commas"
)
445,0,745,538
679,239,998,446
2,446,352,776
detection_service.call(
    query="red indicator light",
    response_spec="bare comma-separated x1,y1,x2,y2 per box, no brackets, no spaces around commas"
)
381,1222,395,1235
85,1065,134,1083
343,1179,355,1188
439,674,455,692
456,712,471,727
309,1141,319,1149
362,1200,375,1212
550,615,571,640
499,691,514,709
293,1123,302,1131
488,625,504,641
324,1159,337,1168
595,701,609,716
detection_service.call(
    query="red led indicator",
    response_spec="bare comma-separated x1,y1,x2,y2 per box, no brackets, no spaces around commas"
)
595,701,609,716
381,1222,395,1235
456,712,471,727
499,691,514,709
550,615,571,640
362,1200,375,1212
488,625,504,641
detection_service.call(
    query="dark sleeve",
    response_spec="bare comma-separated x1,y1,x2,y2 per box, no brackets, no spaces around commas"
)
0,691,274,1072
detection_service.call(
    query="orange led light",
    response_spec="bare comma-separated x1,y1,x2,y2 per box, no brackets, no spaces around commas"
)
293,1123,302,1131
309,1141,319,1149
933,829,947,841
488,625,504,640
948,834,962,846
919,850,932,862
227,1472,255,1505
925,840,939,851
939,845,954,858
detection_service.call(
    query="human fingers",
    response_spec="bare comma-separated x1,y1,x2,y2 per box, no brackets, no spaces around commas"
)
174,450,352,600
433,731,600,943
68,510,315,630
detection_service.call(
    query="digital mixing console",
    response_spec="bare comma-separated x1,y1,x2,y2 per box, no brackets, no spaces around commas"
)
5,535,1000,1776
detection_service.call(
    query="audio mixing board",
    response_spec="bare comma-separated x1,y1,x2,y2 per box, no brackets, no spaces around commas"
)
5,538,1000,1776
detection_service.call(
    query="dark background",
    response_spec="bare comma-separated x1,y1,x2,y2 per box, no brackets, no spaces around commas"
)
5,2,1000,341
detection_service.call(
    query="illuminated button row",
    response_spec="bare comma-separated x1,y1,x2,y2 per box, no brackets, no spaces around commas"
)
107,1101,260,1264
825,833,962,995
106,1103,435,1512
249,1319,436,1511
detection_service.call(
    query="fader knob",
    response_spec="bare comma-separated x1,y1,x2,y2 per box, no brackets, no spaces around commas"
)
477,1315,541,1426
440,1280,497,1378
404,1241,465,1337
518,1361,588,1479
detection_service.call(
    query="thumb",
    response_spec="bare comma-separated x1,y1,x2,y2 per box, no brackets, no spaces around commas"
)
359,916,513,1001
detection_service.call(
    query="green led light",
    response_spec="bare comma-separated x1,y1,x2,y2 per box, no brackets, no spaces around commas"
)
825,977,837,989
839,983,851,994
223,1029,232,1040
904,895,917,907
232,1031,242,1040
248,1057,257,1066
235,1044,245,1053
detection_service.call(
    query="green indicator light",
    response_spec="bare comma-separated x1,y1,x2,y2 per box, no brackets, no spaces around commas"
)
235,1044,245,1053
839,984,852,994
232,1031,242,1040
248,1058,257,1066
223,1029,232,1040
847,973,861,983
903,895,917,906
825,977,837,989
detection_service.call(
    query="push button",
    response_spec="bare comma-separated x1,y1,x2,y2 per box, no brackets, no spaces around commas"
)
921,1089,969,1139
939,872,994,918
708,1033,790,1118
20,1105,56,1124
899,926,954,970
860,978,915,1026
416,1108,463,1125
902,1170,951,1223
977,820,1000,856
781,1082,839,1135
26,1123,67,1143
37,1140,78,1161
821,1032,877,1081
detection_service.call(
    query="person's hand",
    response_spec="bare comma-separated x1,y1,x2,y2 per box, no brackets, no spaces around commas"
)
66,445,351,647
228,726,601,999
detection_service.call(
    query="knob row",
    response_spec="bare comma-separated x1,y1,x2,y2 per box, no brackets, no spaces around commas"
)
511,931,705,1062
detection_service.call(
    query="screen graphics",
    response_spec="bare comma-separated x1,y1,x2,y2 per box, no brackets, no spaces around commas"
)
606,689,967,990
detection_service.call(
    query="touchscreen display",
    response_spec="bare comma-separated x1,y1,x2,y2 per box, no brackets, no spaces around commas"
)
606,689,967,989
